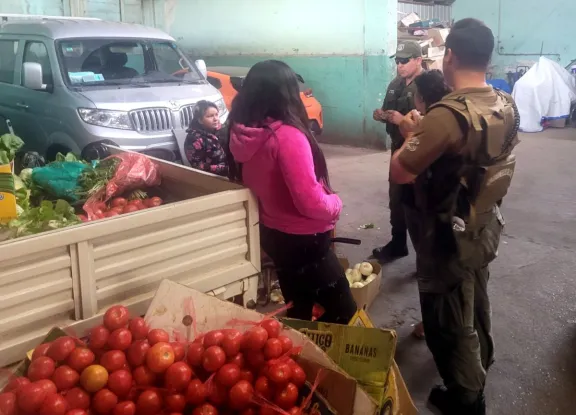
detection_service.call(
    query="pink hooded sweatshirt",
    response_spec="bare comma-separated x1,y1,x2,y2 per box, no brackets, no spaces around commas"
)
230,120,342,235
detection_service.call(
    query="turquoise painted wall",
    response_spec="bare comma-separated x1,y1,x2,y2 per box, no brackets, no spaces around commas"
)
158,0,398,148
453,0,575,77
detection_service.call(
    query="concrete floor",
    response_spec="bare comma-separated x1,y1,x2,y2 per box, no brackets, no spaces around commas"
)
323,128,576,414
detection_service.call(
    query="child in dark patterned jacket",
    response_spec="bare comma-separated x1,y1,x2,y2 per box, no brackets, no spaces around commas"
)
184,100,228,176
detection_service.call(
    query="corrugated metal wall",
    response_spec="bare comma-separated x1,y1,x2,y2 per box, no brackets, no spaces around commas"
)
398,1,452,23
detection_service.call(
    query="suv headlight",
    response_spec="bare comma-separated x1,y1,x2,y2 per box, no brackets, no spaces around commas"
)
78,108,133,130
214,98,227,114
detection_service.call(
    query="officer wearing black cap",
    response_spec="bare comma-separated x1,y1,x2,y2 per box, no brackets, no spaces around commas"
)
373,41,423,262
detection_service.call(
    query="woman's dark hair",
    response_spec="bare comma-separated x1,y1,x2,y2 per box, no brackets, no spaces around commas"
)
225,60,332,190
188,100,218,131
414,70,451,108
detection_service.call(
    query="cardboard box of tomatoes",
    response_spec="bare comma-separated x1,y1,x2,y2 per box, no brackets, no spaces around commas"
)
1,279,379,415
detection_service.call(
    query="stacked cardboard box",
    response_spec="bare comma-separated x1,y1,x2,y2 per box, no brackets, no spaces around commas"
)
398,12,451,72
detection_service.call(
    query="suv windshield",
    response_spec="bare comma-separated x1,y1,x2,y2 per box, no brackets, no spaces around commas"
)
56,38,203,87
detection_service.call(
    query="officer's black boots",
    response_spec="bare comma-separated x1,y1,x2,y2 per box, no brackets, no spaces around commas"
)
428,386,486,415
372,235,409,263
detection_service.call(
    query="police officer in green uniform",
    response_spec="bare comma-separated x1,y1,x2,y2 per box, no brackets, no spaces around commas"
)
372,41,423,263
390,19,520,414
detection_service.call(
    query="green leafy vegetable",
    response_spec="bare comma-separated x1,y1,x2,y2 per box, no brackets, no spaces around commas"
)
77,157,119,198
4,199,80,238
55,152,81,162
0,133,24,165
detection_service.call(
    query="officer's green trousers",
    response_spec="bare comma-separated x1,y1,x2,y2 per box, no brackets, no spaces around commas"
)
419,264,495,405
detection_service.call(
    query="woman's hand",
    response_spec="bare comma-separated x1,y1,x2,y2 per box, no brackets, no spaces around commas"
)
399,110,422,137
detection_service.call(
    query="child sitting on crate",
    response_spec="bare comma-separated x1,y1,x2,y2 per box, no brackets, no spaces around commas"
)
184,100,228,177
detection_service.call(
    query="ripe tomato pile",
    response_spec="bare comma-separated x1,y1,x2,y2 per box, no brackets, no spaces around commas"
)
77,196,163,222
0,305,314,415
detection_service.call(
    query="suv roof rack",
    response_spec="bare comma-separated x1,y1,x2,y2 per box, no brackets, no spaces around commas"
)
0,14,101,22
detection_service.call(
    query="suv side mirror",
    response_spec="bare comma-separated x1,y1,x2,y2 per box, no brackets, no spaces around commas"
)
23,62,44,90
195,59,207,79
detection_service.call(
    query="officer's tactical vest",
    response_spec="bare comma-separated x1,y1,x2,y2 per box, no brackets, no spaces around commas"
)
428,89,520,217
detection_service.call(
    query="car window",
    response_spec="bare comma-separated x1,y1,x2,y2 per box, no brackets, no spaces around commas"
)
23,41,53,86
150,42,185,75
0,40,18,84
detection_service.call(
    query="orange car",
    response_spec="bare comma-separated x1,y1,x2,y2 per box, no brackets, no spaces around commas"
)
207,66,324,135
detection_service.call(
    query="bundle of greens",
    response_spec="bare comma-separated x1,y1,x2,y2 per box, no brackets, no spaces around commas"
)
77,157,120,199
5,199,80,238
0,133,24,165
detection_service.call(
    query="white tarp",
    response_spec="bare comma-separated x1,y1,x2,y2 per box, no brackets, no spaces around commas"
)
512,57,576,133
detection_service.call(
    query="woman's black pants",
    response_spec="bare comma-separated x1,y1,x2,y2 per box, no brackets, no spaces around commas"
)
260,225,357,324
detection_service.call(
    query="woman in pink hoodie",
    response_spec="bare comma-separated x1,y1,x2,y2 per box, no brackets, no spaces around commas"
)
225,60,357,324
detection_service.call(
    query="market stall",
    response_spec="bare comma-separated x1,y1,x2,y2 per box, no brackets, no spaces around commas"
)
0,140,260,368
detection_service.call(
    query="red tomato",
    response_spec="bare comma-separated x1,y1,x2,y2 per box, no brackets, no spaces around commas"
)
240,409,257,415
132,366,156,386
274,383,298,410
136,390,162,415
242,327,268,351
100,350,127,373
47,337,77,363
63,387,90,410
216,363,240,387
203,331,224,348
94,202,107,212
288,408,303,415
112,401,135,415
221,329,243,357
164,362,192,392
148,197,163,207
64,388,90,410
77,214,89,222
104,211,120,218
165,394,186,412
185,379,207,406
291,365,306,387
244,350,265,371
229,380,254,410
93,210,105,219
260,319,282,339
254,376,274,400
89,325,110,350
268,363,292,385
52,365,80,391
192,403,218,415
17,383,47,413
107,370,132,398
3,376,30,393
126,340,150,367
104,306,130,331
28,356,56,381
108,329,132,351
92,389,118,415
146,342,175,373
278,336,293,355
35,379,58,396
171,342,185,362
39,393,68,415
110,207,124,214
263,338,283,360
32,343,52,361
66,410,88,415
147,329,169,345
202,346,226,372
187,343,204,367
122,205,139,214
110,198,127,209
239,369,254,384
128,318,148,340
0,392,16,415
208,383,228,407
67,348,95,373
228,352,245,368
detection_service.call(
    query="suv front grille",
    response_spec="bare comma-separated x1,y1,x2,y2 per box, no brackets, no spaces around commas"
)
179,105,195,129
130,108,173,132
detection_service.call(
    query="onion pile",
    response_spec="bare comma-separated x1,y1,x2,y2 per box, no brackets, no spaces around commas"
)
345,262,378,288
